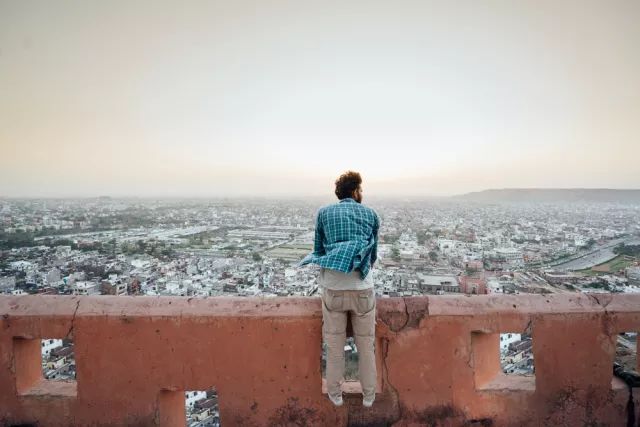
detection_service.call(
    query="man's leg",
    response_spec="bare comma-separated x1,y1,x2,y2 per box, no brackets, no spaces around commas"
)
351,288,377,401
321,288,348,401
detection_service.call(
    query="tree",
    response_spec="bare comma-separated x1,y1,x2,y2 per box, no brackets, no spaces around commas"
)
391,247,400,261
136,240,146,253
614,243,640,257
428,251,438,262
252,252,262,262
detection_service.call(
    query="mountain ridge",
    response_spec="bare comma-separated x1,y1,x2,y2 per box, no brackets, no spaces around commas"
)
453,188,640,203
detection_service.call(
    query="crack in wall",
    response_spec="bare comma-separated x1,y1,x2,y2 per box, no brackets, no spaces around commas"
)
379,297,430,333
403,297,429,329
395,298,411,332
380,337,402,424
586,293,612,311
64,299,81,340
467,338,474,371
586,293,613,329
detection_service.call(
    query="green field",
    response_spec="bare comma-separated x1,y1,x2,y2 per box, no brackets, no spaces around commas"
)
577,255,637,275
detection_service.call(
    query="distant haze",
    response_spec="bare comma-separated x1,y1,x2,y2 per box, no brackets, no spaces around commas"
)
454,188,640,203
1,0,639,197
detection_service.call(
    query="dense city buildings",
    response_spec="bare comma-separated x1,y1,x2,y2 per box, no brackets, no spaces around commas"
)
1,197,639,299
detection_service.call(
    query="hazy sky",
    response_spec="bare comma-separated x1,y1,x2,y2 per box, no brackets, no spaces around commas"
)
1,0,639,198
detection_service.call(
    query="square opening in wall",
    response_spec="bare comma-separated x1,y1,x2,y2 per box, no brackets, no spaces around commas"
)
472,330,535,392
13,337,77,397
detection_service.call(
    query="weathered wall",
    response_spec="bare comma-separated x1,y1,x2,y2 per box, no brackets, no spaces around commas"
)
0,294,639,426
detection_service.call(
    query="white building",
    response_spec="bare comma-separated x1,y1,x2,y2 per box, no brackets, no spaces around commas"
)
9,261,32,272
437,239,457,255
72,281,100,295
185,390,207,409
416,274,459,293
131,259,151,269
113,281,128,296
494,248,524,269
500,333,522,352
41,339,63,357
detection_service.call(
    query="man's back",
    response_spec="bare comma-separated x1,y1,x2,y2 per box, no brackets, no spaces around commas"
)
301,197,379,279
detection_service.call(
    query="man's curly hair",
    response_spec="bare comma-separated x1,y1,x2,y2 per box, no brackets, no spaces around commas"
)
334,171,362,200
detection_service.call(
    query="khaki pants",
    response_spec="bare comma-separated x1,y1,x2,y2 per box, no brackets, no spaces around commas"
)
321,287,377,399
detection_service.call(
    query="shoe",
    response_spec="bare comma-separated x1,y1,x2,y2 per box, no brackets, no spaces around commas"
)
328,393,343,407
363,395,375,407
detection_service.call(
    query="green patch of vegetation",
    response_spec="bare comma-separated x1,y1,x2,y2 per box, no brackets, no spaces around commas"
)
585,279,612,291
391,247,400,261
120,239,175,259
614,243,640,257
576,268,603,276
383,233,400,244
0,231,37,249
416,234,425,245
580,255,638,274
183,227,233,249
608,256,635,272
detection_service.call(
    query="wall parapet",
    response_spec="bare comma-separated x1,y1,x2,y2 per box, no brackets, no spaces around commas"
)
1,294,639,426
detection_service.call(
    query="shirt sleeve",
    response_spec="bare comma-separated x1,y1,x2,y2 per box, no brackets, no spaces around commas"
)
370,212,379,265
313,210,326,257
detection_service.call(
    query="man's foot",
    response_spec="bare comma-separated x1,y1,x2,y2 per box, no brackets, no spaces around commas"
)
363,394,375,407
328,393,343,407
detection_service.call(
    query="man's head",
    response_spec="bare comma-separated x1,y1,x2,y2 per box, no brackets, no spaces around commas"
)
335,171,363,203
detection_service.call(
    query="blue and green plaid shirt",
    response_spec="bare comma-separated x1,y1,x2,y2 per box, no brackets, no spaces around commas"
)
299,198,379,279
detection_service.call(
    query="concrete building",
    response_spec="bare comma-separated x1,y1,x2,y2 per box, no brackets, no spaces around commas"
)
499,333,521,352
72,281,100,296
626,266,640,286
494,248,524,269
185,390,207,409
41,339,63,357
416,274,459,294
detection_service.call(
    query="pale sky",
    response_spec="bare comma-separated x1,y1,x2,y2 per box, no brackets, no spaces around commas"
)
1,0,639,198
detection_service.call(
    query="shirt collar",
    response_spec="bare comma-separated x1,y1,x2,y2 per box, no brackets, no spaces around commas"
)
339,198,356,203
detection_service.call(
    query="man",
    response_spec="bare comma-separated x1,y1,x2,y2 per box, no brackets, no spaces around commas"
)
299,171,380,408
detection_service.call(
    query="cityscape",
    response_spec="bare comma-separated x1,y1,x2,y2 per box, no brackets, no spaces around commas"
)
2,194,639,425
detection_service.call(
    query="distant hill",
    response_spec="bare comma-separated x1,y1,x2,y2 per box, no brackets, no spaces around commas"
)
453,189,640,203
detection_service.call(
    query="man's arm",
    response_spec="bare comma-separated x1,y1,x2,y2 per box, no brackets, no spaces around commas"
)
313,210,325,257
370,212,379,265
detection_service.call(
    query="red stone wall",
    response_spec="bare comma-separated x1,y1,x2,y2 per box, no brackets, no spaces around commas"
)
0,294,639,426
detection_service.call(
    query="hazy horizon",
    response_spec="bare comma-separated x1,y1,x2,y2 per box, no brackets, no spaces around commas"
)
2,0,639,197
2,187,640,201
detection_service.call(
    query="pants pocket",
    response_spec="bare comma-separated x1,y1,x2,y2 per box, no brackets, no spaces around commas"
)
356,289,375,314
327,293,343,311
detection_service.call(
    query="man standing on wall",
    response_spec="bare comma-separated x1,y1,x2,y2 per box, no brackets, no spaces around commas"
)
299,171,380,408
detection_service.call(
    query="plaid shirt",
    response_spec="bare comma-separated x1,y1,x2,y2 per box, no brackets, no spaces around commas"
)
299,198,379,279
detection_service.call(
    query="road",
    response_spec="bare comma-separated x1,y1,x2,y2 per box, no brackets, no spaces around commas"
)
553,237,640,271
